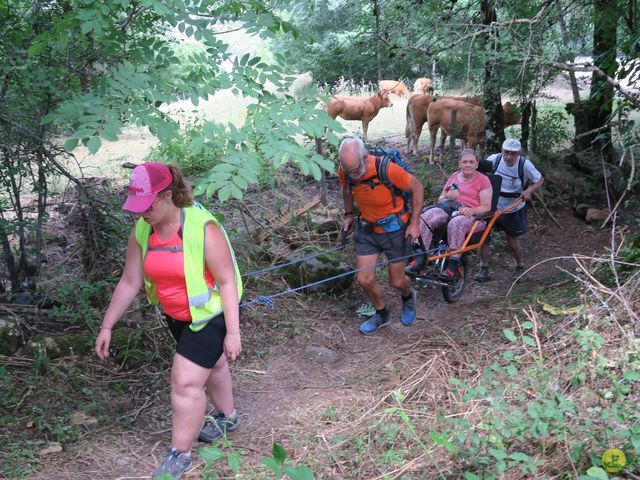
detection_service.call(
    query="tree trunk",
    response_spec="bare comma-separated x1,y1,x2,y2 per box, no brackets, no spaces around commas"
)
585,0,618,159
481,0,504,154
373,0,382,81
521,100,534,153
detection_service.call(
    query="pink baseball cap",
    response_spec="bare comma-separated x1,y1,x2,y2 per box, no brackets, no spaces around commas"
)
122,162,173,213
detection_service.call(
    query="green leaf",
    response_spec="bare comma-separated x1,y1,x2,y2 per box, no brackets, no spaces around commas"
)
227,451,241,473
503,329,517,342
622,370,640,381
282,464,314,480
261,456,279,472
272,443,286,464
522,336,537,347
87,136,101,154
198,446,224,462
64,138,79,151
584,467,609,480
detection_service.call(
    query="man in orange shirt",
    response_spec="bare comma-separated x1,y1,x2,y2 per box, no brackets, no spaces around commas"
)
339,137,424,334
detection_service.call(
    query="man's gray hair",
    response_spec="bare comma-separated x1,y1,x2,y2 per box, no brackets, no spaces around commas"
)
339,137,368,160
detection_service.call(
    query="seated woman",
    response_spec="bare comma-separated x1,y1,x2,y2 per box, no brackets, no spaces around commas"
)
418,149,492,280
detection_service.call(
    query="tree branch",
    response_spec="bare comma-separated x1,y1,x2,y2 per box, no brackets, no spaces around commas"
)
547,60,640,108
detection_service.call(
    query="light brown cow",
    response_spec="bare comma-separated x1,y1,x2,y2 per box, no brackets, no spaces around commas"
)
326,91,393,141
378,80,410,98
441,95,482,106
413,77,434,94
427,98,485,164
405,94,433,155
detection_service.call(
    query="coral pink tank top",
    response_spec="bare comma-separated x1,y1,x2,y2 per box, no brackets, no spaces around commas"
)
144,227,215,321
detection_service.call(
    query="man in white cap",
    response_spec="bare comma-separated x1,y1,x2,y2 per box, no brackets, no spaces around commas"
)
475,138,544,281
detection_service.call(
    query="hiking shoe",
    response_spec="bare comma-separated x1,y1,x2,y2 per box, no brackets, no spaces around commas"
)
513,264,526,278
439,268,458,283
198,410,239,443
359,313,390,335
401,288,417,326
474,265,490,282
152,447,192,480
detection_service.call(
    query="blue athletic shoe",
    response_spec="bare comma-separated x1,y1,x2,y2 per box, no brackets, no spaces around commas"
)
359,313,390,335
401,288,417,326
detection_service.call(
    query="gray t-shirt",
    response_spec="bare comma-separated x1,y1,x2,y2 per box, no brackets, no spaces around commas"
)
486,153,542,211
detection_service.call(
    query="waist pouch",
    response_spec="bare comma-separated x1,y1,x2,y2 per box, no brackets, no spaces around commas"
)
360,213,406,234
435,199,463,217
377,213,404,233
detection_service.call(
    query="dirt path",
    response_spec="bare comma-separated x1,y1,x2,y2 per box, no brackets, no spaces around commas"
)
31,203,611,479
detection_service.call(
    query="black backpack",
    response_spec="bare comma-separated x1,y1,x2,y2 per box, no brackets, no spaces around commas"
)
345,148,412,211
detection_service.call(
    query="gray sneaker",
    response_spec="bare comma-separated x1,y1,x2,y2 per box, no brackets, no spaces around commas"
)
152,448,192,480
198,410,239,443
474,265,490,282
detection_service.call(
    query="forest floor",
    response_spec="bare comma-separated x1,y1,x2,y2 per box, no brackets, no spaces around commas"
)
23,136,622,480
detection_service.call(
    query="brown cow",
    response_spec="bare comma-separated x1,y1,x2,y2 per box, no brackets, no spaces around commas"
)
326,91,392,141
413,77,434,94
436,98,521,152
443,96,520,125
427,98,485,164
502,101,521,127
379,80,410,98
405,94,433,155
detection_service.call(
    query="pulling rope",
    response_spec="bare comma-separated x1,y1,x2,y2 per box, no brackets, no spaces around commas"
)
241,243,350,278
240,244,437,308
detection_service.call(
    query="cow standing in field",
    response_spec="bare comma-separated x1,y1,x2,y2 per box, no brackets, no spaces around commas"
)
427,98,485,164
326,91,393,142
405,94,433,155
435,97,522,154
413,78,434,94
379,80,410,98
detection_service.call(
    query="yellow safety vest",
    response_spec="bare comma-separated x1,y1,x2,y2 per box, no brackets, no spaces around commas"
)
135,203,243,332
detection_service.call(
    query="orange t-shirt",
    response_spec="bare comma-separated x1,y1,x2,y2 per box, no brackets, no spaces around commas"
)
143,227,215,321
339,155,413,230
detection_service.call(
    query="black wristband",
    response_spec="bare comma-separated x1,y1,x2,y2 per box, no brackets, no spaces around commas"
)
344,211,354,217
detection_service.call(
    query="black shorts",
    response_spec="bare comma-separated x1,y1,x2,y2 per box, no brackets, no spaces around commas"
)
166,313,226,369
494,207,527,237
354,223,409,263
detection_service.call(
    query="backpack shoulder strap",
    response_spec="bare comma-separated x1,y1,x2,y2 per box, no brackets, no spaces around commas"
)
518,155,528,190
492,153,502,174
375,154,399,208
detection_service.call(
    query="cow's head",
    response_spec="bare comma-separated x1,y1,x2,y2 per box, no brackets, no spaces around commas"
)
377,90,393,108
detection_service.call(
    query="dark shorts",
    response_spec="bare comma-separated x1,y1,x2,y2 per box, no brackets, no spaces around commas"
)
166,313,226,369
494,206,528,237
354,223,409,263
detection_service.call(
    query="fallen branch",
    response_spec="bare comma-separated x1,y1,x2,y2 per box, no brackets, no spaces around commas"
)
533,192,562,229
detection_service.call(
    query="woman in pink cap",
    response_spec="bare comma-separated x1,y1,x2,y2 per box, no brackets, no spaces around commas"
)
95,162,243,479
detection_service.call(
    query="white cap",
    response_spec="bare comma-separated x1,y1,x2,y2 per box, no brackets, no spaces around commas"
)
502,138,521,152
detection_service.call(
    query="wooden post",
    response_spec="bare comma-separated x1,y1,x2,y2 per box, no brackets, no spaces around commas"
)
316,137,328,206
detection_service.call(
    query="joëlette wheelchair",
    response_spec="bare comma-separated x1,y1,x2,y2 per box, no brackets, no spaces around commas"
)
406,160,523,303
